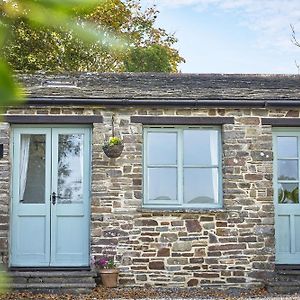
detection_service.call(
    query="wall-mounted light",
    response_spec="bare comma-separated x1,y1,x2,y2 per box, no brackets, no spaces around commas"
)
0,144,3,159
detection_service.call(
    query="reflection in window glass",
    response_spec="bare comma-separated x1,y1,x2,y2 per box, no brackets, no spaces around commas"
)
20,134,46,204
184,130,218,166
277,137,298,158
184,168,218,204
278,160,298,181
148,168,177,201
148,132,177,165
278,183,299,204
57,134,84,204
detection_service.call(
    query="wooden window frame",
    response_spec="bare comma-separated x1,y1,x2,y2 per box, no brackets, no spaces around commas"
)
143,126,223,209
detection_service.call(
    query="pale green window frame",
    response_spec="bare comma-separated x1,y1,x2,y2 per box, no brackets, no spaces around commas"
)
143,126,223,209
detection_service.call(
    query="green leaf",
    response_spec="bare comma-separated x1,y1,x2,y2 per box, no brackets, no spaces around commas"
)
0,61,24,107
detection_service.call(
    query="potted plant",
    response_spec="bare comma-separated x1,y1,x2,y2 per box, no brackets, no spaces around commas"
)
94,256,119,288
102,136,124,158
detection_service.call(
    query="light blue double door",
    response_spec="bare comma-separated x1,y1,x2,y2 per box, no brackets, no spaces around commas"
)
11,126,91,267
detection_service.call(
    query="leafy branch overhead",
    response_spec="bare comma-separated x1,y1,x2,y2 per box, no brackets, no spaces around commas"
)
0,0,183,110
0,0,123,106
2,0,184,74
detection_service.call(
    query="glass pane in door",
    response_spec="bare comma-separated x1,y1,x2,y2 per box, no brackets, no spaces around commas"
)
277,136,298,158
20,134,46,204
278,183,299,204
278,160,298,181
57,134,84,204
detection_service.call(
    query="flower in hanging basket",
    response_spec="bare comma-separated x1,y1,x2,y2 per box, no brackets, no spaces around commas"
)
102,136,124,158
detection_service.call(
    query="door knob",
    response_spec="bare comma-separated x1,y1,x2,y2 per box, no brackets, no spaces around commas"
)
51,192,56,205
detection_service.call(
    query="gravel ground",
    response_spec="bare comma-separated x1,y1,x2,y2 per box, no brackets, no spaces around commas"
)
0,287,300,300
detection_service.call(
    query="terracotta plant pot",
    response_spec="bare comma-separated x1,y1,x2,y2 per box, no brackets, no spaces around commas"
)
98,269,119,288
102,143,124,158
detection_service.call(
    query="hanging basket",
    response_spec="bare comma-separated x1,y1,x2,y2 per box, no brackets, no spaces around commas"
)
102,143,124,158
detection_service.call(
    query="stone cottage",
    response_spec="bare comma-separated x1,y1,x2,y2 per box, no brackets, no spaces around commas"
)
0,73,300,292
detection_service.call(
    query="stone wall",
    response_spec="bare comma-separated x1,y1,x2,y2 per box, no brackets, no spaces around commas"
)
0,122,10,267
1,105,284,288
90,107,275,289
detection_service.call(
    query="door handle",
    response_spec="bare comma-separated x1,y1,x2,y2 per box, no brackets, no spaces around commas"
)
51,192,56,205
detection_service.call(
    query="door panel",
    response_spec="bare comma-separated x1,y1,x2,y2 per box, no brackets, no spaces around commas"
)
11,128,51,266
17,216,46,256
274,130,300,264
50,128,90,266
11,127,90,267
277,215,290,253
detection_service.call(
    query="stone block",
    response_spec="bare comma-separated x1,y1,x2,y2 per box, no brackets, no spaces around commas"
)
186,220,201,232
237,117,260,125
103,229,128,237
167,257,189,265
135,219,158,226
173,242,192,252
160,233,178,243
157,248,170,257
136,274,147,281
187,278,199,286
149,261,165,270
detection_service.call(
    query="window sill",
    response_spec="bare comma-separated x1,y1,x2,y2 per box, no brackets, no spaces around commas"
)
137,207,226,214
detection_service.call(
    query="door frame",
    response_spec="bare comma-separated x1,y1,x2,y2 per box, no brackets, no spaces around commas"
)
9,124,92,267
273,127,300,264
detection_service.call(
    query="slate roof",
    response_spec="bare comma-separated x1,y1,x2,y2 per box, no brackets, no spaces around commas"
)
18,73,300,99
15,73,300,108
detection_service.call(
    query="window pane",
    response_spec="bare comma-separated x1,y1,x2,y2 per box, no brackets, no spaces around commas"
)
278,183,299,204
184,168,218,204
20,134,46,204
278,160,298,181
277,137,298,158
148,168,177,201
57,134,84,204
184,130,218,166
148,132,177,165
